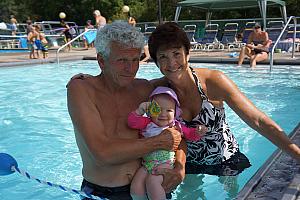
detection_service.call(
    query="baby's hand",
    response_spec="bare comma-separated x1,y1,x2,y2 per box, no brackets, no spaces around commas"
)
136,102,151,115
195,125,208,137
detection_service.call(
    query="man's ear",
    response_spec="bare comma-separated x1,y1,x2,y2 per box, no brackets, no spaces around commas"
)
97,53,105,70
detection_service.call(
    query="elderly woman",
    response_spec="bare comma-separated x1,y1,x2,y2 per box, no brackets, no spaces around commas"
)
237,23,272,68
148,22,300,177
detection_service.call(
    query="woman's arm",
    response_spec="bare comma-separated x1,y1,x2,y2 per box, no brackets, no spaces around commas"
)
207,70,300,161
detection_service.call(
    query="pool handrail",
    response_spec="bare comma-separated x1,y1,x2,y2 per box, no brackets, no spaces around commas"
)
269,16,297,71
56,28,97,65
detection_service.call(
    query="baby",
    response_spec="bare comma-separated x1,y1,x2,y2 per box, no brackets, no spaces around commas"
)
128,86,207,200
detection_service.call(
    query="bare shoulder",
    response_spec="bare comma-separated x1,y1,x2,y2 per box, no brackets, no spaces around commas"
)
193,68,226,84
132,78,154,96
193,68,234,100
149,77,168,88
67,75,99,99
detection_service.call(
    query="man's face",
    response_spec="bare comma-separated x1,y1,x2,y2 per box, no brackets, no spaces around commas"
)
102,42,141,87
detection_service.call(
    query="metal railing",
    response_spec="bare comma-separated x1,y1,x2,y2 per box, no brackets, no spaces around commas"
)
269,16,297,71
56,28,97,65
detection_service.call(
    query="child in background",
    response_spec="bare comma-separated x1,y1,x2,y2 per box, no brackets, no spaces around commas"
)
40,32,48,59
128,86,207,200
83,20,95,49
27,25,39,59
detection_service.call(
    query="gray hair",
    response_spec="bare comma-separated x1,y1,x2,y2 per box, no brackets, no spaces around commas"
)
93,10,101,16
95,21,145,58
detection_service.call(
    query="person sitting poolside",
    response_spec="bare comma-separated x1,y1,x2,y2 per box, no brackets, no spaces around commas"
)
237,23,272,68
67,21,185,200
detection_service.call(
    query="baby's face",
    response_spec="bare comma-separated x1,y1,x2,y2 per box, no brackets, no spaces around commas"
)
151,94,175,127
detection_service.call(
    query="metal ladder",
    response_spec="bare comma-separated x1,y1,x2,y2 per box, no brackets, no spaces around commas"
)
56,28,97,65
269,16,297,71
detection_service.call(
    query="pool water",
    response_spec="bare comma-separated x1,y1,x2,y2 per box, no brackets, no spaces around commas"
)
0,49,30,53
0,61,299,200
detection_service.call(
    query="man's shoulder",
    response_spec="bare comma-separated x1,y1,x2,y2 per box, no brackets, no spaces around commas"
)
131,78,153,96
132,78,151,87
67,76,98,92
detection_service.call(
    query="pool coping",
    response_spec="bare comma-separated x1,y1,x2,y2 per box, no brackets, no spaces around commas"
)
236,123,300,200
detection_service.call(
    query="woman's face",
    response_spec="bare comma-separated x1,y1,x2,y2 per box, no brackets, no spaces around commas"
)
156,46,189,81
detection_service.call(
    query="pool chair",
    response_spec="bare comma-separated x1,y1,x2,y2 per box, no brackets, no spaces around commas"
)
266,20,286,42
218,23,239,51
239,22,256,45
184,24,197,50
284,25,300,51
195,24,219,51
143,26,156,43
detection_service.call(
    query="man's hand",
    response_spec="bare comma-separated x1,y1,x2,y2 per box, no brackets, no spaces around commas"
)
66,73,93,88
153,166,185,193
158,127,182,151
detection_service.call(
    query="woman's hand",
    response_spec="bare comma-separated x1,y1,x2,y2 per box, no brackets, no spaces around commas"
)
195,125,208,137
66,73,92,88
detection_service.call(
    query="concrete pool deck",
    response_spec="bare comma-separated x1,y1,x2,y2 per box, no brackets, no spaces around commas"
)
1,48,300,67
1,48,300,199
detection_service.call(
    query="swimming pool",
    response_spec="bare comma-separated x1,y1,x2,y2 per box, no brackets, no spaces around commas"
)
0,61,299,200
0,49,30,53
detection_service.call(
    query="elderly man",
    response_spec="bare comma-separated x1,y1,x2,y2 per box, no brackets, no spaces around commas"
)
67,21,185,200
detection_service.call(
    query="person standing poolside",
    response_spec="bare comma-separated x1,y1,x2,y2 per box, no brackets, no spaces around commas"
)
39,32,49,59
67,21,185,200
147,22,300,176
93,10,106,28
60,19,73,52
83,20,95,49
10,15,18,36
27,25,39,59
129,86,207,200
237,23,271,68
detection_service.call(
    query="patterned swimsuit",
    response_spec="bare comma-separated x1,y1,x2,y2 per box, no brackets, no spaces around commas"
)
181,68,251,176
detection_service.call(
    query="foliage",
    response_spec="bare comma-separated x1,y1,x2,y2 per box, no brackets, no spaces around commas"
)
0,0,299,25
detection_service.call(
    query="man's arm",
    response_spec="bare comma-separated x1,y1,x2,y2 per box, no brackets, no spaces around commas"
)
154,140,187,193
67,79,182,166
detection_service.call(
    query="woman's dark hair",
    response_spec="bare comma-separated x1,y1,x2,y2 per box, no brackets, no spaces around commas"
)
148,22,190,63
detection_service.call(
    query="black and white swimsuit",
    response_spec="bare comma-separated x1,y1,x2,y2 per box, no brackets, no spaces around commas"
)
181,68,250,176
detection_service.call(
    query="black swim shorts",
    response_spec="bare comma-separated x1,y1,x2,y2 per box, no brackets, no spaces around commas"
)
185,151,251,176
81,179,132,200
81,179,172,200
254,47,269,54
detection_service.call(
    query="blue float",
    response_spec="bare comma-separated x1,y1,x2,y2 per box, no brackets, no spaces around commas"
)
0,153,18,176
0,153,105,200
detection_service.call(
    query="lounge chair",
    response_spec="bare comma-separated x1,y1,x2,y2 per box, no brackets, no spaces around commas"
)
266,20,286,41
241,22,256,44
195,24,219,51
218,23,239,51
183,24,197,49
144,26,156,44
